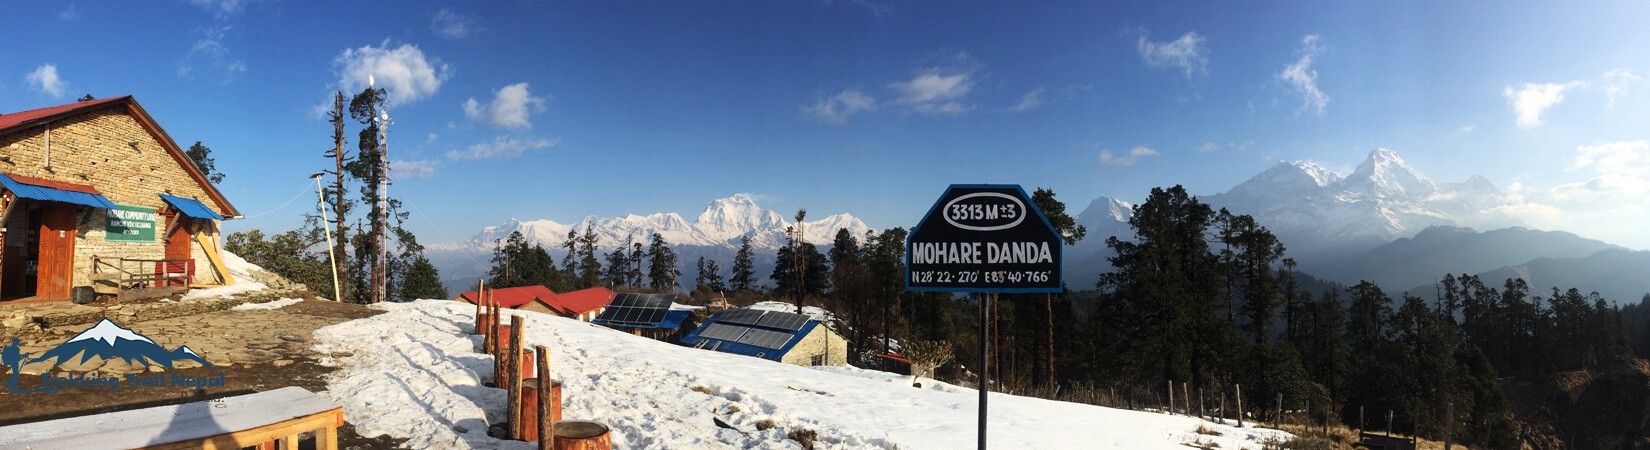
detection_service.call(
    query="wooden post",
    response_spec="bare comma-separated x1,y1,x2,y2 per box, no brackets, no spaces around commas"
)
1167,380,1174,415
1275,392,1283,429
1234,384,1243,428
1183,382,1191,418
509,316,525,440
1218,396,1225,424
1198,387,1205,420
538,345,554,450
1324,402,1330,433
1359,405,1364,435
1386,409,1393,437
1445,401,1454,450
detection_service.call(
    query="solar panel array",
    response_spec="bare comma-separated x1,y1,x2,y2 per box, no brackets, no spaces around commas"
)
736,328,794,349
595,293,675,326
689,308,816,350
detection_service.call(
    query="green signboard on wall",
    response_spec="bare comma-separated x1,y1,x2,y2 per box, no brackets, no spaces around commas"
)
106,204,157,242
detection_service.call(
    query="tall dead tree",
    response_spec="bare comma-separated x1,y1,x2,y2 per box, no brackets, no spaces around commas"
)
323,91,354,303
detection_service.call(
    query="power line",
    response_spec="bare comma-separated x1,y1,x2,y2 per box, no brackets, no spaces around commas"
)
240,178,319,219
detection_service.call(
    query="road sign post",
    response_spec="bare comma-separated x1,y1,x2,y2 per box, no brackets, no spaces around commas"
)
906,184,1063,449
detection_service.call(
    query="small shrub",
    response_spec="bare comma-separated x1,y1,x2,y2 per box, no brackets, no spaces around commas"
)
690,385,713,395
727,405,741,414
787,428,818,450
755,419,776,431
1198,424,1224,436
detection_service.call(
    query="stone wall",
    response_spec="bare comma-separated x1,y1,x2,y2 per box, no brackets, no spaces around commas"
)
0,106,229,290
781,324,848,367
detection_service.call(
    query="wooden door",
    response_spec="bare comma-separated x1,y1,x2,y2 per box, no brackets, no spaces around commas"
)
164,215,193,286
36,205,76,300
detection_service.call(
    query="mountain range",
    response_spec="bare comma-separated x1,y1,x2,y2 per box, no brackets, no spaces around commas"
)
426,148,1648,304
428,194,870,292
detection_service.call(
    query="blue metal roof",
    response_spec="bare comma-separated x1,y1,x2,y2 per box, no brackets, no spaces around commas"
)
159,193,224,220
678,310,818,361
594,309,691,330
0,173,116,209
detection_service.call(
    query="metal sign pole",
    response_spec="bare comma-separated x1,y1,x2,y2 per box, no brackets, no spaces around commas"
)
978,293,989,450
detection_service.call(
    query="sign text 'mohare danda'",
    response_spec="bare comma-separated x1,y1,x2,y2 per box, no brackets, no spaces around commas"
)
905,185,1062,294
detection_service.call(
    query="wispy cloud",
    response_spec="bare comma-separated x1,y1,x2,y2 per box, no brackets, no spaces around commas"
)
1100,146,1159,168
390,160,438,179
179,26,246,82
1503,81,1585,128
1457,124,1476,134
58,4,79,21
1279,34,1329,116
333,41,451,105
25,64,69,98
1137,31,1208,79
463,82,547,129
1603,68,1643,108
822,0,893,19
446,136,558,160
888,51,980,116
801,89,876,125
1007,87,1046,113
431,8,484,39
188,0,258,17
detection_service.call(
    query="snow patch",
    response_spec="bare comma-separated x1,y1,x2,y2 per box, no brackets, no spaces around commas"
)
230,298,304,311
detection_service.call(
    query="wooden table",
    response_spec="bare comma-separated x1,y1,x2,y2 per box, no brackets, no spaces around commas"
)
0,386,344,450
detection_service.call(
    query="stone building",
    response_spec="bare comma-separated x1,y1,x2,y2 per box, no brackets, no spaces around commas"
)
0,96,239,302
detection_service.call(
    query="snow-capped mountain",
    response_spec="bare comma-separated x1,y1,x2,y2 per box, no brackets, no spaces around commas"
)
28,319,214,369
1200,148,1504,265
428,194,872,292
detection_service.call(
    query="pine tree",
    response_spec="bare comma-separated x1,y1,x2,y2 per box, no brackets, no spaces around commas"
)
646,233,678,291
399,255,447,300
703,259,726,293
347,86,389,303
604,245,629,287
694,256,708,291
560,229,577,278
627,241,645,287
1030,188,1084,388
184,141,224,184
577,225,602,289
321,91,355,303
731,235,756,292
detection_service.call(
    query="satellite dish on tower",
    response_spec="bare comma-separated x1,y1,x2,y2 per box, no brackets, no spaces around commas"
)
368,75,375,88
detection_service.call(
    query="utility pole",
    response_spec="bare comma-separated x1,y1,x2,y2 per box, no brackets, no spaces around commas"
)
311,174,341,303
366,76,391,304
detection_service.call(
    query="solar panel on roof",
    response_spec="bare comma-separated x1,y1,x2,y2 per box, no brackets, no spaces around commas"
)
593,292,675,326
698,323,748,341
719,309,764,326
754,312,810,331
735,328,794,350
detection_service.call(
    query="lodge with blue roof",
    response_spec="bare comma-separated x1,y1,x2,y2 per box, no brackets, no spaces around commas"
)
679,307,848,367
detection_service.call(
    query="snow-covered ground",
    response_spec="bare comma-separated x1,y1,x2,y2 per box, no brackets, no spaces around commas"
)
311,300,1291,449
181,251,270,300
229,297,303,311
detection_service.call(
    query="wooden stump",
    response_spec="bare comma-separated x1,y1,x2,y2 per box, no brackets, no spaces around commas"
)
538,345,554,450
552,421,611,450
519,378,564,440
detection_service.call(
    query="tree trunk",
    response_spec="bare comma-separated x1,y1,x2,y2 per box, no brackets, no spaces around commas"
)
551,421,612,450
1045,294,1055,389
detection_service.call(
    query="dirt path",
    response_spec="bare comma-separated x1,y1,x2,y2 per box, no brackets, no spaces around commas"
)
0,298,408,449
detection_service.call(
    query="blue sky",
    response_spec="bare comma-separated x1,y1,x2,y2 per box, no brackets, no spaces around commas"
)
3,1,1648,248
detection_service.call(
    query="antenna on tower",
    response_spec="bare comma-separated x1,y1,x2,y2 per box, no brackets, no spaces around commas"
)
368,74,375,88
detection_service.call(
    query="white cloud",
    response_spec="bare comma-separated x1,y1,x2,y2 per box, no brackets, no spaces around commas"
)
1603,68,1643,108
390,160,438,179
446,136,558,160
1567,140,1648,175
1279,34,1329,116
58,4,79,21
333,41,451,105
1457,124,1475,133
426,133,439,143
801,89,876,125
888,52,980,116
180,26,245,82
1137,31,1208,79
1197,142,1220,152
1007,87,1045,113
25,64,69,98
188,0,256,17
463,82,547,129
431,8,483,39
1099,146,1159,167
823,0,893,19
1502,81,1585,128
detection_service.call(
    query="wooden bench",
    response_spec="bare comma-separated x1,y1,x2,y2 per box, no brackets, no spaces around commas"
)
0,387,344,450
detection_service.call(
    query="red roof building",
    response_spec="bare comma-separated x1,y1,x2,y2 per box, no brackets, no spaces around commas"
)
452,285,615,322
